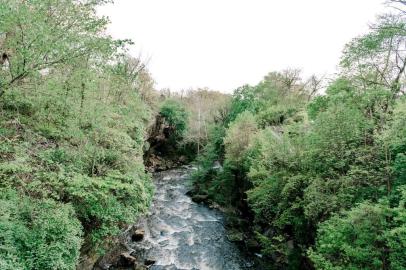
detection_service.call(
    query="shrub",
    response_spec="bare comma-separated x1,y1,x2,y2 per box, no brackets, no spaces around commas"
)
0,189,83,270
309,191,406,270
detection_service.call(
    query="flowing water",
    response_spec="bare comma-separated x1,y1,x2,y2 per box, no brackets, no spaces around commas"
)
127,166,254,270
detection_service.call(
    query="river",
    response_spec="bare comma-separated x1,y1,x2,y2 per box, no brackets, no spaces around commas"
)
117,166,255,270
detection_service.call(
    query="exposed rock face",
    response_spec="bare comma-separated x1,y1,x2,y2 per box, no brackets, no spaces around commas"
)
146,114,169,152
143,112,195,172
144,114,181,172
145,154,177,172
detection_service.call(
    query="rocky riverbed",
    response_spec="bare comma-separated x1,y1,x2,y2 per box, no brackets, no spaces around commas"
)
94,166,255,270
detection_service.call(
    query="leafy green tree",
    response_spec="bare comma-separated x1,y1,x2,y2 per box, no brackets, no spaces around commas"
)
309,191,406,270
0,0,123,95
160,99,188,140
0,1,155,267
382,97,406,192
224,111,258,165
190,5,406,270
341,13,406,97
226,85,258,124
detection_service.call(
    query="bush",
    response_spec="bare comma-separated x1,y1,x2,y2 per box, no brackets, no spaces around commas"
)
65,172,153,244
309,190,406,270
0,189,83,270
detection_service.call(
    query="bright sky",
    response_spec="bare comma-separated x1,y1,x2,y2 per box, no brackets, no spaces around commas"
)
99,0,388,92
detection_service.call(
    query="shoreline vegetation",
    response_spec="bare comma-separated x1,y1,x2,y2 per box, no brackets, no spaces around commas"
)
1,0,406,269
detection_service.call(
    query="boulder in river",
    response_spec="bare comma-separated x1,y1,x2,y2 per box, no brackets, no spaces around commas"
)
144,258,156,266
191,194,209,203
117,252,137,267
131,227,145,242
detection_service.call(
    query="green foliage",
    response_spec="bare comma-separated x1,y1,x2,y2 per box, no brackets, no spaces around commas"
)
2,1,406,269
65,171,153,242
192,71,312,267
341,13,406,94
245,126,312,267
194,46,406,269
305,103,371,175
0,66,154,247
0,0,154,268
226,71,307,127
226,85,259,124
0,0,123,92
309,190,406,270
192,124,226,191
257,103,301,126
224,111,258,165
160,99,188,139
0,189,83,270
307,95,328,120
384,98,406,186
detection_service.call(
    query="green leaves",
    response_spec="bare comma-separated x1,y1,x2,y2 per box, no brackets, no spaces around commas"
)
193,53,406,270
341,14,406,95
224,111,258,165
0,1,155,267
309,194,406,270
0,0,128,92
160,99,188,136
0,189,83,270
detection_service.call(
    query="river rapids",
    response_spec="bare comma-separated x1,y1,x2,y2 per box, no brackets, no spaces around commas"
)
122,166,255,270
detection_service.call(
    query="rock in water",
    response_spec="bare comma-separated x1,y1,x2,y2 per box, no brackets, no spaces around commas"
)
144,258,156,266
191,194,209,203
117,252,136,267
131,228,145,242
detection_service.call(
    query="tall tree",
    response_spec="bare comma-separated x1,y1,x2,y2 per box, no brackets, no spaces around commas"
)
341,12,406,98
0,0,125,96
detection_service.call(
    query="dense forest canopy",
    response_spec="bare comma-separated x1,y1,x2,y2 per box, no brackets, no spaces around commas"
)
0,0,406,270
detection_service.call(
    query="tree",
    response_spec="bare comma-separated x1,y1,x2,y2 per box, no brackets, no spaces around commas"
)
0,0,125,96
341,13,406,98
305,75,325,101
309,194,406,270
0,1,155,267
224,111,258,165
387,0,406,14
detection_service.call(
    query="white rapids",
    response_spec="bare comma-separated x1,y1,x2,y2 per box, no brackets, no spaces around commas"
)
128,166,253,270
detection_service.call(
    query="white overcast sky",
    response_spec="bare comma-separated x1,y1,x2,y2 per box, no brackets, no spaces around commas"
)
99,0,388,92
